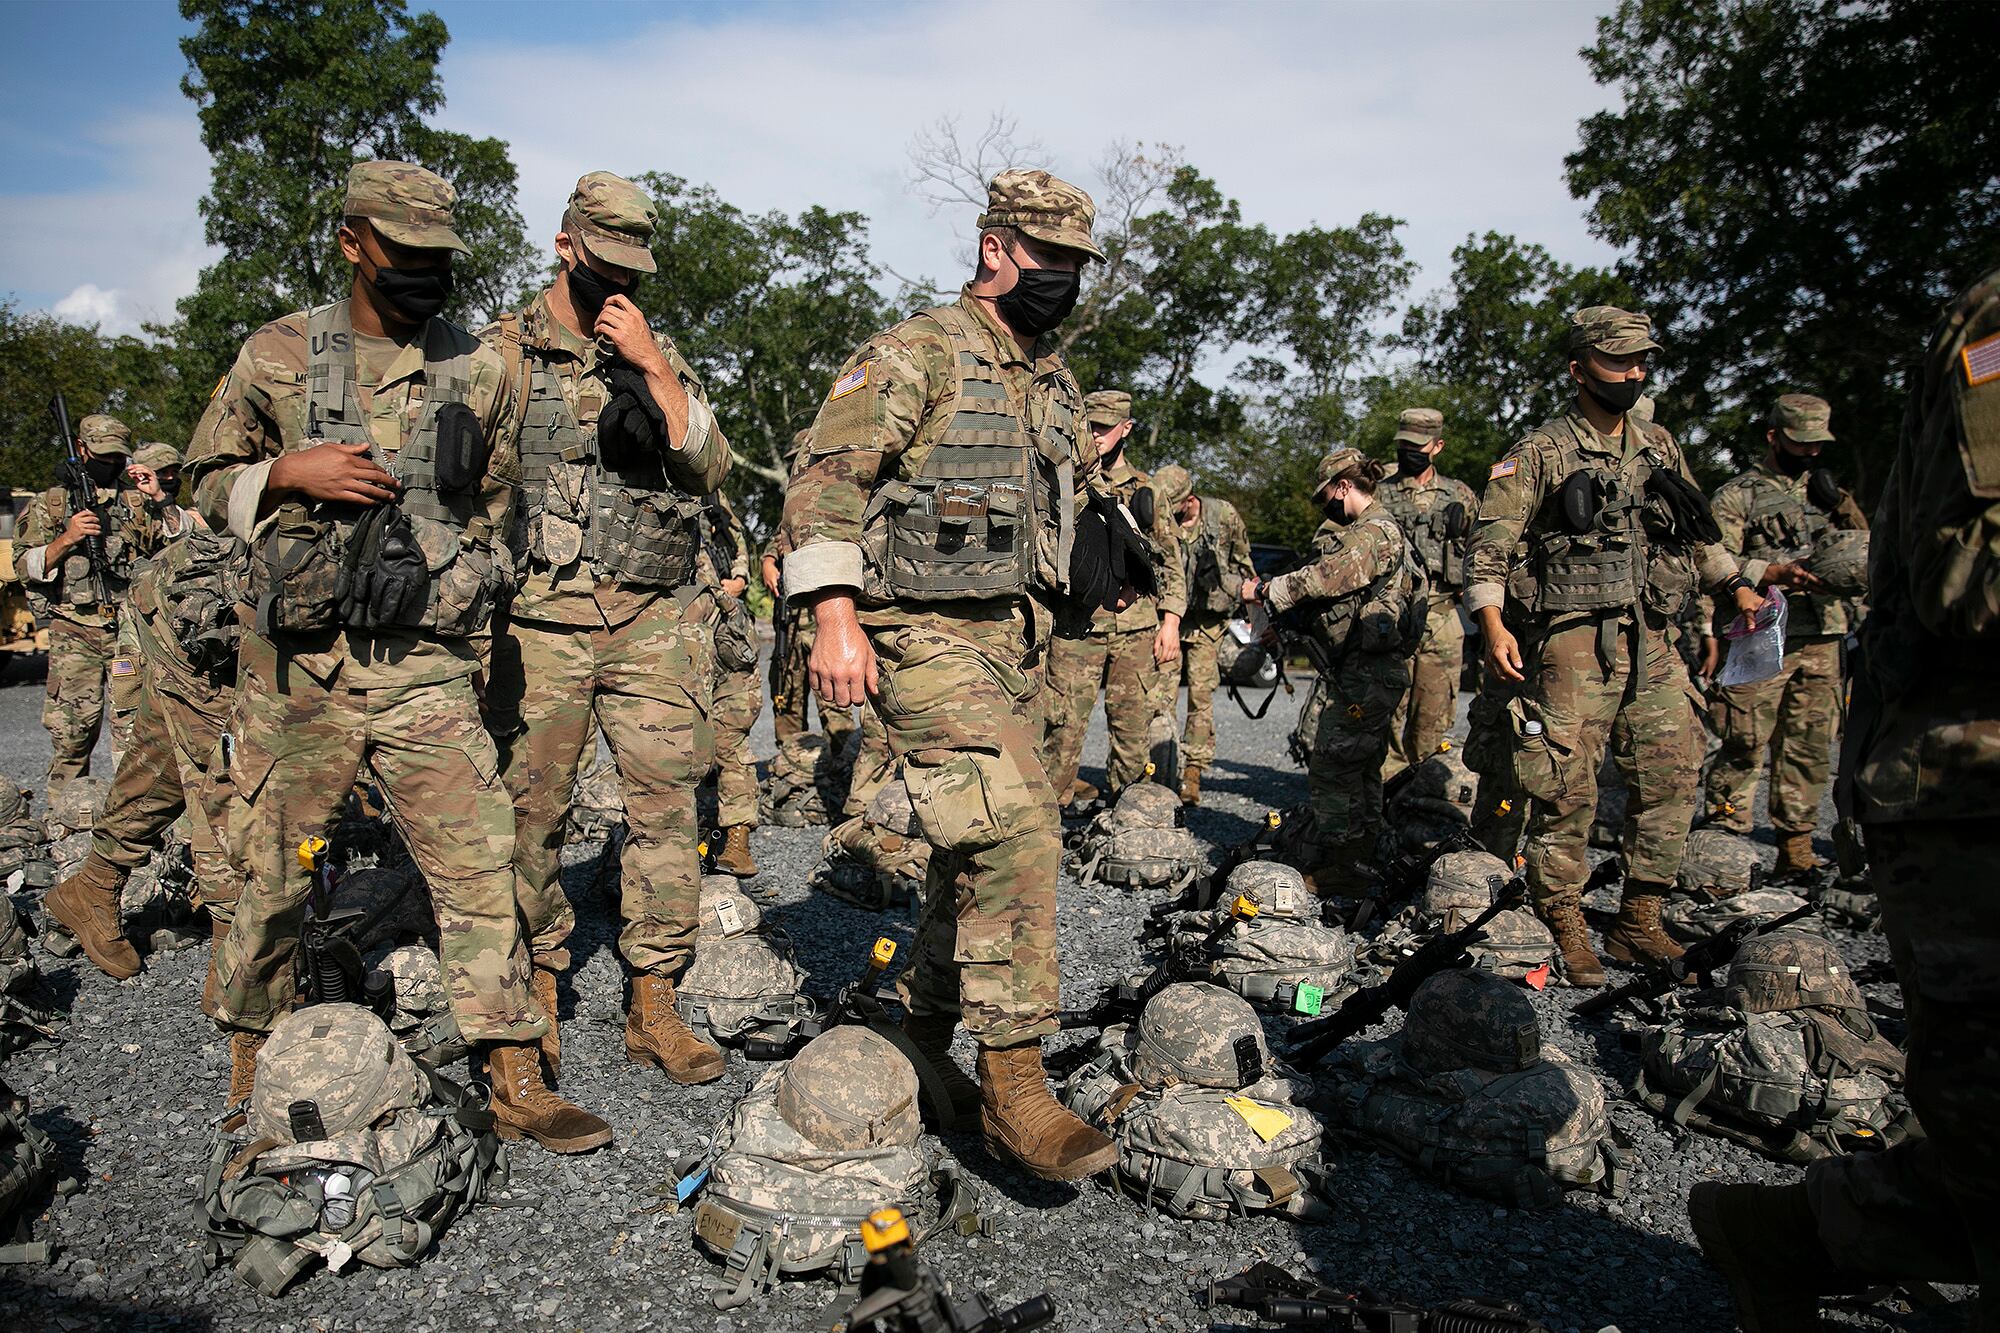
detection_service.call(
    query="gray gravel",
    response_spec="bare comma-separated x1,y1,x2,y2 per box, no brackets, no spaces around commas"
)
0,649,1966,1332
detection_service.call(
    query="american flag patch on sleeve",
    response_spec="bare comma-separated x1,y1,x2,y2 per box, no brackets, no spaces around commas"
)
1964,332,2000,387
829,363,870,400
1489,458,1519,480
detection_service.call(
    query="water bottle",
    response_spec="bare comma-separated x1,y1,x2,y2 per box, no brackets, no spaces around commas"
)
1522,719,1544,738
321,1170,355,1231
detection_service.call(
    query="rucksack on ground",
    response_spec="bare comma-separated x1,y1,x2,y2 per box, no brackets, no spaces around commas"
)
1318,969,1625,1209
0,894,58,1056
811,778,927,911
676,875,808,1054
1677,828,1762,900
689,1026,975,1308
0,1077,64,1264
1383,743,1480,857
1636,929,1908,1163
1069,782,1206,894
198,1003,504,1295
0,784,52,894
1166,862,1355,1016
1662,888,1812,943
1061,983,1323,1221
367,944,468,1067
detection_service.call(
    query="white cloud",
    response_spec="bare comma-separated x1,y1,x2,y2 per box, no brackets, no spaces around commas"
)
51,283,126,328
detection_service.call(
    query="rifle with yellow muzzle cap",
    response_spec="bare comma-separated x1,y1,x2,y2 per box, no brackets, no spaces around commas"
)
839,1206,1056,1333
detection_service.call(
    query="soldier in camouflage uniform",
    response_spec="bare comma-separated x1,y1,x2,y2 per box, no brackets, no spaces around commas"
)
1152,463,1252,804
187,161,608,1152
1691,265,2000,1331
1241,448,1420,896
482,171,732,1099
781,169,1118,1182
126,442,198,538
1466,308,1766,987
1041,391,1186,803
1375,408,1479,780
43,520,247,984
17,413,169,800
701,490,761,877
1702,393,1869,875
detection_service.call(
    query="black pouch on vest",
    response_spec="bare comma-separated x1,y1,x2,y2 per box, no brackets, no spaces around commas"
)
596,362,666,471
337,503,431,630
430,402,489,495
1069,496,1118,612
1559,470,1604,534
1443,499,1470,540
1130,484,1156,532
1805,467,1843,515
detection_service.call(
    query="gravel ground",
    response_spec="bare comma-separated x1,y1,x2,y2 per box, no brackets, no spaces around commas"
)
0,647,1966,1332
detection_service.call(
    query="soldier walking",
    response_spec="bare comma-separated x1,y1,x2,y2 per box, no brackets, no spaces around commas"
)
1151,463,1253,804
780,170,1118,1181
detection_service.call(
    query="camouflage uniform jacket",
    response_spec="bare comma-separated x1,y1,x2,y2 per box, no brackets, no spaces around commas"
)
698,489,750,589
1849,264,2000,825
1464,409,1741,628
18,481,170,628
781,288,1088,637
186,304,522,688
482,289,730,628
1710,459,1868,640
1375,468,1478,605
1178,494,1253,619
1265,511,1416,667
1081,454,1186,634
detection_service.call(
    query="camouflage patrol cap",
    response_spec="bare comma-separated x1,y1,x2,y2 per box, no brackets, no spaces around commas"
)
343,160,468,254
979,169,1105,261
776,1026,920,1149
1226,860,1314,920
1392,407,1445,446
1132,982,1268,1090
1402,968,1540,1076
1421,850,1512,923
133,442,181,470
1805,527,1869,597
1083,389,1132,428
76,414,131,455
1568,305,1661,357
1315,446,1365,490
1725,929,1864,1015
1677,828,1761,900
1151,463,1193,508
564,170,659,274
1770,392,1835,443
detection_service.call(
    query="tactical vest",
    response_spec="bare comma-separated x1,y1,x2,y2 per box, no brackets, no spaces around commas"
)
1304,513,1423,666
1732,473,1840,637
1376,477,1467,590
502,312,704,588
1519,420,1696,620
253,301,503,637
144,526,250,683
29,484,140,618
1181,502,1238,616
860,305,1077,604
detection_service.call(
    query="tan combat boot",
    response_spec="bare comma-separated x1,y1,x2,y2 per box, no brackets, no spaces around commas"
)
1178,765,1202,805
531,966,562,1085
1774,831,1822,878
1689,1181,1868,1333
712,825,759,878
1541,900,1606,987
1065,779,1099,808
485,1042,613,1153
1602,884,1686,966
45,855,140,979
221,1030,266,1131
625,973,725,1084
977,1043,1118,1181
900,1012,981,1128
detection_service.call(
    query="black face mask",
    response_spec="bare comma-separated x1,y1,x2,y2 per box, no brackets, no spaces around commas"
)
1397,444,1433,476
368,260,453,323
996,261,1081,338
566,253,636,313
1322,492,1357,526
1579,370,1645,415
85,457,122,488
1772,439,1813,477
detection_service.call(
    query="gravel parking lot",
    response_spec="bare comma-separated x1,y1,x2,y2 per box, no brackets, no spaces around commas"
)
0,649,1963,1333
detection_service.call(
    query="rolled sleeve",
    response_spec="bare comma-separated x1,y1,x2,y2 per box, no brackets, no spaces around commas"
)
1463,581,1506,615
19,546,52,583
784,540,864,596
224,459,278,543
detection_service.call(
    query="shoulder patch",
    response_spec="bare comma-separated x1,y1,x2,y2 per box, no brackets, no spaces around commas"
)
1489,458,1519,480
829,362,869,401
1964,331,2000,387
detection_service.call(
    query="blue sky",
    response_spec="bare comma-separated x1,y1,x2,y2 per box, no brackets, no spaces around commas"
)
1,0,1621,337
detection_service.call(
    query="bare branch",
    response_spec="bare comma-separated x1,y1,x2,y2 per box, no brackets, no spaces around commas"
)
905,111,1049,215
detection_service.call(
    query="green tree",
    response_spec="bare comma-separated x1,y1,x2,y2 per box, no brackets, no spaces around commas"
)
1566,0,2000,499
0,302,179,491
159,0,535,437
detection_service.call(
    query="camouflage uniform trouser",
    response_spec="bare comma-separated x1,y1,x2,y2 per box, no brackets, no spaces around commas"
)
43,618,138,797
771,612,856,773
711,657,761,829
1044,626,1167,795
844,705,895,820
212,635,541,1042
871,617,1059,1049
1177,615,1226,771
1383,597,1464,780
1519,618,1703,909
89,609,236,917
1807,819,1998,1309
1301,653,1409,895
1464,661,1531,861
1703,637,1841,835
493,598,711,979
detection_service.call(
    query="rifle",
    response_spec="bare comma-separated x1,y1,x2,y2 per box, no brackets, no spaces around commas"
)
1352,824,1487,933
840,1207,1056,1333
1201,1261,1551,1333
1380,739,1455,809
1057,894,1262,1032
1574,901,1815,1018
294,835,392,1015
1287,874,1526,1067
47,391,112,607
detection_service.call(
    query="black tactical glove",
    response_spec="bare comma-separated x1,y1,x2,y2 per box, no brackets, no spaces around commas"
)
1805,466,1844,515
338,503,431,630
430,401,490,495
596,362,666,471
1442,499,1470,540
1068,495,1118,612
1644,468,1722,545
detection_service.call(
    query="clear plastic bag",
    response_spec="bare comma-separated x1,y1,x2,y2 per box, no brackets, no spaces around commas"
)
1718,587,1788,687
